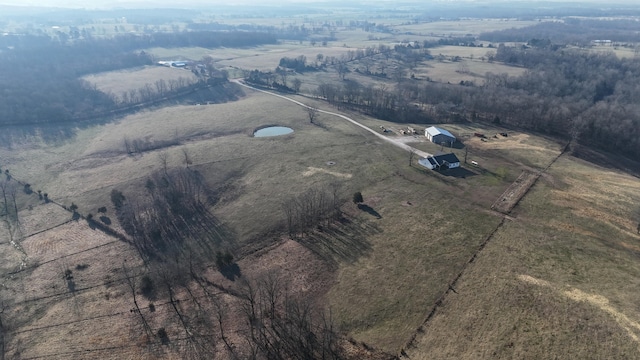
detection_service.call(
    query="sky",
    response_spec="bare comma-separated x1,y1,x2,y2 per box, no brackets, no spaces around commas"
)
0,0,638,9
3,0,639,8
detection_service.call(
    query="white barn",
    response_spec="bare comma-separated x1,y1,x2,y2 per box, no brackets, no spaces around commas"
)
425,126,456,147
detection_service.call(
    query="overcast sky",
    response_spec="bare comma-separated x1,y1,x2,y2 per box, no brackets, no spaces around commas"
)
3,0,638,9
2,0,323,7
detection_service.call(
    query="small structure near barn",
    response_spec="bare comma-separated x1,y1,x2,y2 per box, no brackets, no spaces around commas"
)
425,126,456,147
418,153,461,170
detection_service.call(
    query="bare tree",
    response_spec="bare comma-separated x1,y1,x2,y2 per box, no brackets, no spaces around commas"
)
456,61,471,74
181,147,193,168
238,275,344,359
122,261,153,341
336,62,348,80
158,151,169,175
292,78,302,93
277,67,288,87
124,137,133,154
306,106,319,124
0,180,8,217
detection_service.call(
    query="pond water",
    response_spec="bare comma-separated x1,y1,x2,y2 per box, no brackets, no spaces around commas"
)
253,126,294,137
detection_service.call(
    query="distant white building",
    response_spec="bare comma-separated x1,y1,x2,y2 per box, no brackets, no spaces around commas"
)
425,126,456,147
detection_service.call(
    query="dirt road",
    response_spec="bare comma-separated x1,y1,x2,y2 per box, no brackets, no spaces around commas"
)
232,79,433,159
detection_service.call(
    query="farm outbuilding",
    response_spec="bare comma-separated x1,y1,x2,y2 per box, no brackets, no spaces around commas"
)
425,126,456,147
418,153,461,170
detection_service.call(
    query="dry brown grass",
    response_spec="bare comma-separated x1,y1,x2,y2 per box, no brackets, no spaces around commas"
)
403,155,640,359
3,53,639,359
82,65,198,100
393,19,541,37
414,59,526,85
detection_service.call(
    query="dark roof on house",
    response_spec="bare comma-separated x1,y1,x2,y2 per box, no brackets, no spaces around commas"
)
433,153,460,165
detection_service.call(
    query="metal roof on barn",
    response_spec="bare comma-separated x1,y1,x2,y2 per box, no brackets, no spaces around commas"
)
426,126,456,139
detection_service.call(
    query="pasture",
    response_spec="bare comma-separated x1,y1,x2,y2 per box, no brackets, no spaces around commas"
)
392,19,542,37
2,14,640,359
82,65,199,101
0,85,530,357
403,155,640,359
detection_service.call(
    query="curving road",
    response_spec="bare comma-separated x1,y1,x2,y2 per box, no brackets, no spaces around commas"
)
231,79,432,159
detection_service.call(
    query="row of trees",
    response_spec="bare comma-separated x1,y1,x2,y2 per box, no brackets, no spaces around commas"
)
281,186,344,238
124,258,346,359
112,167,227,265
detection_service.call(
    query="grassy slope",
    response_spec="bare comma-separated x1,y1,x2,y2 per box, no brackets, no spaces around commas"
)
324,121,567,353
2,83,574,355
3,35,639,358
404,156,640,359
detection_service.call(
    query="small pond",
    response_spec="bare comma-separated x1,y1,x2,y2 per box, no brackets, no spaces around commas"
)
253,126,294,137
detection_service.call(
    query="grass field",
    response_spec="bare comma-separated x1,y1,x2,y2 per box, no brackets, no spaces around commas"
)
585,45,639,59
2,17,640,357
392,19,541,37
83,65,199,100
0,84,528,357
2,77,639,358
404,155,640,358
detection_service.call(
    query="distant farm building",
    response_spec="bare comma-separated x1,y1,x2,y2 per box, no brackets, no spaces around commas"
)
418,153,461,170
425,126,456,147
157,61,188,68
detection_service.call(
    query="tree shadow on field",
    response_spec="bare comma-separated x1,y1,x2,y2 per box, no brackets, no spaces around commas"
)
296,216,379,268
357,203,382,219
219,263,242,281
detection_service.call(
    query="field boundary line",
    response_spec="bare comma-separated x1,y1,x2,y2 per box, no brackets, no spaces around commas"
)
22,220,73,240
399,141,570,357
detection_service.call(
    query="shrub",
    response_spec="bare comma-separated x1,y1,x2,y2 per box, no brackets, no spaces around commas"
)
352,191,364,204
140,275,155,299
110,189,126,209
157,328,169,345
215,250,234,269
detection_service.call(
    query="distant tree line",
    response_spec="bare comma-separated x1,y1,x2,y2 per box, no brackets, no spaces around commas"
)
302,41,639,159
479,19,640,46
0,31,275,128
414,3,640,21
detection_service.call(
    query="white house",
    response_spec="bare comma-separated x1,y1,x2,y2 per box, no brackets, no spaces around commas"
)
418,153,461,170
